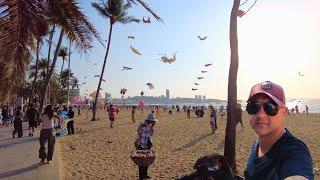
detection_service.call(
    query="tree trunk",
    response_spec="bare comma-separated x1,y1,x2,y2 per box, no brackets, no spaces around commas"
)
46,25,55,104
92,23,113,121
224,0,240,174
39,30,64,114
28,39,41,106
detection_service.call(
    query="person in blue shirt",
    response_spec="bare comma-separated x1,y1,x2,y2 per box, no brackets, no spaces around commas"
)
244,81,314,180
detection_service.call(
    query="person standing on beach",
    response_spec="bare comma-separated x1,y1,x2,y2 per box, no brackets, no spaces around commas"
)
209,105,217,133
236,103,243,129
38,105,61,164
244,81,313,180
187,106,191,119
155,106,161,119
107,104,116,128
305,105,309,116
26,103,39,137
136,113,157,180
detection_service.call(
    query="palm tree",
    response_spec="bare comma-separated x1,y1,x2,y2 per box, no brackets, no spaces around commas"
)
127,0,163,22
91,0,140,121
58,47,69,85
0,0,101,113
70,78,81,90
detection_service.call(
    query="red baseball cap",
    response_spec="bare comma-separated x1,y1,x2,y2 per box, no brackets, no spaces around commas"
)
247,81,286,106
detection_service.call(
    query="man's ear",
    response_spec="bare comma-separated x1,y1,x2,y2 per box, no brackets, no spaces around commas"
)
283,107,288,115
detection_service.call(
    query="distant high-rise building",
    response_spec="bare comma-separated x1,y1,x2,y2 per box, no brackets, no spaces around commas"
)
203,95,206,100
105,92,111,99
161,95,165,99
166,89,170,99
195,95,198,99
198,95,202,100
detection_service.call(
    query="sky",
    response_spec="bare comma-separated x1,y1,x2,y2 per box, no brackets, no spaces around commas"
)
47,0,320,100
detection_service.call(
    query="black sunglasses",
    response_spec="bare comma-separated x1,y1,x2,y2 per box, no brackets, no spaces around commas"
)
246,102,282,116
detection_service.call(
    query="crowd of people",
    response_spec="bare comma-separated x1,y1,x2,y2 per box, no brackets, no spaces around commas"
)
0,80,316,179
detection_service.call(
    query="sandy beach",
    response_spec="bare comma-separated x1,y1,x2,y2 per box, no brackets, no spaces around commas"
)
58,108,320,179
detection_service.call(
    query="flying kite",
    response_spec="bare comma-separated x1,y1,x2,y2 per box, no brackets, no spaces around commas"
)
147,83,154,89
141,91,144,96
195,83,200,85
94,75,100,77
197,77,204,80
204,63,213,67
299,72,304,76
120,88,127,95
238,0,257,18
99,88,103,90
143,16,151,23
128,36,135,39
93,63,97,66
201,71,207,73
197,36,207,40
102,79,106,82
192,88,198,91
159,52,177,64
121,66,133,71
130,46,142,55
82,82,86,84
84,76,87,78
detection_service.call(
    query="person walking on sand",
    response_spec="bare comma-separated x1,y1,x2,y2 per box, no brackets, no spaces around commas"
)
155,106,161,119
209,105,217,133
107,104,116,128
26,103,39,137
244,81,313,179
136,113,157,180
38,105,61,164
187,106,191,119
131,106,136,123
12,106,24,138
67,106,75,135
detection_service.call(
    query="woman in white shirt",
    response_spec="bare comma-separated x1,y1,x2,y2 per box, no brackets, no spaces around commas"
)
38,105,61,164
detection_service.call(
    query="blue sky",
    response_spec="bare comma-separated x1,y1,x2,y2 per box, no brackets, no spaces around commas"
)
47,0,320,100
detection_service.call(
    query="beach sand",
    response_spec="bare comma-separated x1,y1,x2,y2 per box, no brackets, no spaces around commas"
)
58,109,320,179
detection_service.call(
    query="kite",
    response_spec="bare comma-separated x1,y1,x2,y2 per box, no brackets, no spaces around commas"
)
128,36,135,39
120,88,127,95
93,63,97,66
141,91,144,96
197,36,207,40
130,46,142,55
238,0,257,18
99,88,103,90
204,63,213,67
102,79,106,82
159,52,177,64
299,72,304,76
82,82,86,84
138,101,145,107
94,75,100,77
238,10,245,18
84,77,87,78
201,71,207,73
121,66,133,71
195,83,200,85
147,83,154,89
197,77,204,80
143,16,151,23
192,88,198,91
106,96,113,104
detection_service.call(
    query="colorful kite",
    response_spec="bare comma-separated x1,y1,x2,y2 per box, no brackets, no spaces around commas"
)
197,77,204,80
141,91,144,96
204,63,213,67
128,36,135,39
238,10,245,18
192,88,198,91
130,46,142,55
147,83,154,89
143,16,151,23
197,36,207,40
120,88,127,95
159,52,177,64
201,71,207,73
138,101,145,107
195,83,200,85
121,66,133,71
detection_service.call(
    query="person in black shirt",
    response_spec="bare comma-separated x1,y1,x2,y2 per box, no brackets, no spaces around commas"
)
26,103,39,136
67,106,75,135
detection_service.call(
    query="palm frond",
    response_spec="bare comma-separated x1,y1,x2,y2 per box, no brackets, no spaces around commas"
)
129,0,163,23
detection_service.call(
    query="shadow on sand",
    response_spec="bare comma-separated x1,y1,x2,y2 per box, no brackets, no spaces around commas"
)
172,132,213,152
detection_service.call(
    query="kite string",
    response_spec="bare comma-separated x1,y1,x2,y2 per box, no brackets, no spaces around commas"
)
240,0,249,6
243,0,257,15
